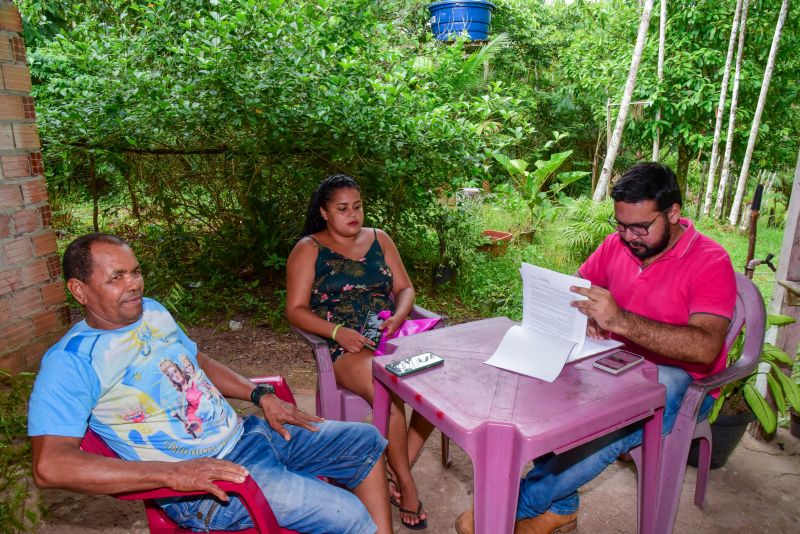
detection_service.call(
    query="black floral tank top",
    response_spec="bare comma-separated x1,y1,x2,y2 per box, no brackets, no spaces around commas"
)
309,229,394,361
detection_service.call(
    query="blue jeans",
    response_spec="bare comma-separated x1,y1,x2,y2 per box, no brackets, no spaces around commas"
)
516,364,715,519
160,416,387,533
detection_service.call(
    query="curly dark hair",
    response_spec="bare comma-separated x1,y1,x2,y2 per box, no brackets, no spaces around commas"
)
302,174,361,236
62,233,127,282
611,162,682,211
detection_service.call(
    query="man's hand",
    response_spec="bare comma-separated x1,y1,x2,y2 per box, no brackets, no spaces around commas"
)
260,395,323,441
570,285,626,334
379,314,404,337
586,317,610,339
168,458,249,502
335,326,375,353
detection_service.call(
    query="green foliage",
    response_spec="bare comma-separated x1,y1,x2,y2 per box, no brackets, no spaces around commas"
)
710,314,800,434
0,371,42,533
551,197,615,263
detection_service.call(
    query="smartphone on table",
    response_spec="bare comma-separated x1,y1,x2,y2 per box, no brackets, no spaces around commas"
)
360,311,383,350
385,352,445,377
593,350,644,375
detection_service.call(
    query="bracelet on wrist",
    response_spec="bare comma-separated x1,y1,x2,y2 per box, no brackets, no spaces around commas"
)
331,323,341,341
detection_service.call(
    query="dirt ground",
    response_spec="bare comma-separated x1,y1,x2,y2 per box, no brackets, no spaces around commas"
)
31,319,800,533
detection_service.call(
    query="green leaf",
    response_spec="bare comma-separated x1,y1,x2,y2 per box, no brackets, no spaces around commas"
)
772,365,800,411
766,373,787,414
767,314,796,327
743,383,776,434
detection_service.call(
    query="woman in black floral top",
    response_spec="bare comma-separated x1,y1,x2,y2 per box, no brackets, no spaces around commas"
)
287,175,431,529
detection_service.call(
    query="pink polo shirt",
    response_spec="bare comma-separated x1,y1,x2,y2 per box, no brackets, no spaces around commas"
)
579,218,736,383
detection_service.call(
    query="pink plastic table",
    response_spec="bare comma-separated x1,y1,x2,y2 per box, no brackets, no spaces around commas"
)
372,317,665,534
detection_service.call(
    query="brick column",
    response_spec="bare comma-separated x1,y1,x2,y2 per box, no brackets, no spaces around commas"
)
0,2,67,373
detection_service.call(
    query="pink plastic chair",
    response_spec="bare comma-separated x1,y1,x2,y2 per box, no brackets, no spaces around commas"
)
630,273,766,534
79,376,300,534
292,304,452,467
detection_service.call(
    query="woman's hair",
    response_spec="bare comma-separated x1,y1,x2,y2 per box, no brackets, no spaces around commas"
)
302,174,361,236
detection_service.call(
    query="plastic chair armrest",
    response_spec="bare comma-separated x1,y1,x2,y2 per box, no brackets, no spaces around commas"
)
251,375,297,406
115,477,262,501
291,325,328,351
409,304,441,321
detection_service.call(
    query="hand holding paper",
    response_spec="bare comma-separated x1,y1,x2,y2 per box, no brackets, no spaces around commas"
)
484,263,622,381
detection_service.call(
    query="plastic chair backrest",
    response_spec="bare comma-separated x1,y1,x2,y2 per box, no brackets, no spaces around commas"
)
79,376,298,534
632,272,766,534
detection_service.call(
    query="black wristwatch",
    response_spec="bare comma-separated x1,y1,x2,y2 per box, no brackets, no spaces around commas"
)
250,384,275,406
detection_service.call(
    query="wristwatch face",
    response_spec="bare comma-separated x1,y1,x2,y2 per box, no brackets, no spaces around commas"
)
252,384,275,405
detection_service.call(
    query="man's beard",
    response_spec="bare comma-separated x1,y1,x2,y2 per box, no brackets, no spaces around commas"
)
622,222,671,260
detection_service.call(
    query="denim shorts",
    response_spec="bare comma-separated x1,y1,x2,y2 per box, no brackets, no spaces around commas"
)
159,416,387,533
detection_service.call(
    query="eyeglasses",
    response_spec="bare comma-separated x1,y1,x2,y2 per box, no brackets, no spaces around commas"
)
607,211,666,237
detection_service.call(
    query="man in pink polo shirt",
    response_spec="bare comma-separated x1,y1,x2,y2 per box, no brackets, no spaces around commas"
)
456,163,735,534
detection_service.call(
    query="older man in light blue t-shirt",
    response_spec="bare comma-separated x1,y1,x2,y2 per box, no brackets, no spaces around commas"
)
28,233,392,534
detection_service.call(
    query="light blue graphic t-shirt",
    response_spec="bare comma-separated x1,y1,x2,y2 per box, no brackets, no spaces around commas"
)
28,298,243,462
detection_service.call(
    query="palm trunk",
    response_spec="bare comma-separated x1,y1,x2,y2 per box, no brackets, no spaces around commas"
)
651,0,667,161
714,0,750,219
729,0,790,225
703,0,743,216
593,0,654,201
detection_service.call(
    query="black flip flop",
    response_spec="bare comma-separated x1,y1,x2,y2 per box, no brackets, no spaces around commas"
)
399,500,428,530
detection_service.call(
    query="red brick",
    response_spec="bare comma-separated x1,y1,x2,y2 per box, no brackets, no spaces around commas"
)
0,38,12,62
0,214,10,238
0,124,13,150
31,231,56,256
32,308,59,337
0,320,34,353
39,205,52,227
0,183,22,209
0,268,21,297
2,64,31,92
12,123,40,149
11,37,25,62
1,155,31,178
12,285,42,319
0,95,24,120
0,350,25,375
21,258,49,286
46,254,61,278
0,294,10,323
22,96,36,120
40,280,66,307
0,5,23,33
25,337,59,368
20,177,48,204
12,208,40,234
3,236,31,263
29,152,44,175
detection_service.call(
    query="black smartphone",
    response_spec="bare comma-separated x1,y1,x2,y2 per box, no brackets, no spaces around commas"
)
360,311,383,350
593,350,644,375
385,352,445,377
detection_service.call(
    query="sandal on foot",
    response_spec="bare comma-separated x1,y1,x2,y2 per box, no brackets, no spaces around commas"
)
399,500,428,530
387,477,401,508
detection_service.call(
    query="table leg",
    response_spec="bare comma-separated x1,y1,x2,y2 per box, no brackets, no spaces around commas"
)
639,407,663,534
471,426,520,534
372,378,391,438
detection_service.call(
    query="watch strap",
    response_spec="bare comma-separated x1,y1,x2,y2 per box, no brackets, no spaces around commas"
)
250,383,275,406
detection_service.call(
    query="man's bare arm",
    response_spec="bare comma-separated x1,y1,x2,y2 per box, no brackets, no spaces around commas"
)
571,285,729,365
31,435,247,501
196,353,321,440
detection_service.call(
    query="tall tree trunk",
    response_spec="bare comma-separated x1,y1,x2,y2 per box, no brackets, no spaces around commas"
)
695,162,707,219
123,154,141,223
593,0,654,201
89,151,99,232
651,0,667,160
715,0,750,219
729,0,790,225
703,0,743,216
677,141,690,195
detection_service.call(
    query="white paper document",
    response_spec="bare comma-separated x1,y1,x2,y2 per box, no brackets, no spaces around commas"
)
484,263,622,381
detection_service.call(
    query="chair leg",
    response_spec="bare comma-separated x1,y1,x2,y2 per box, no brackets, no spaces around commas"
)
694,437,711,507
440,434,451,468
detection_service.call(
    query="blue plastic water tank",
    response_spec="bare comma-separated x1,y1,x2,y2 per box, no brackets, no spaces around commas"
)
428,1,496,41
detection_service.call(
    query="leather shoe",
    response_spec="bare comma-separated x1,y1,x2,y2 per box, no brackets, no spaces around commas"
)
454,509,578,534
514,511,578,534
